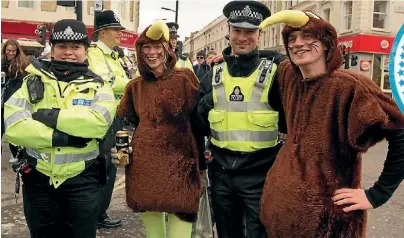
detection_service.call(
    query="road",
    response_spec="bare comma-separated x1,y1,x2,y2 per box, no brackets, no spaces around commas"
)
1,139,403,237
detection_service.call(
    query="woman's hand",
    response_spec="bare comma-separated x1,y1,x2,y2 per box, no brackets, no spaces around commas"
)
332,188,373,212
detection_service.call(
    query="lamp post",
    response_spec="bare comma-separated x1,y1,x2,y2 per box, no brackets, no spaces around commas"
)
161,0,179,24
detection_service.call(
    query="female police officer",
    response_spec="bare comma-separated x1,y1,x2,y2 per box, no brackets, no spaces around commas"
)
4,19,116,238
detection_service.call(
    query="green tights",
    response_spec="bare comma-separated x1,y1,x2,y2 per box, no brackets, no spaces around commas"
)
141,211,193,238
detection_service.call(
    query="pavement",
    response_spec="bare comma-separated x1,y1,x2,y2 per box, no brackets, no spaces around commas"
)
1,138,404,237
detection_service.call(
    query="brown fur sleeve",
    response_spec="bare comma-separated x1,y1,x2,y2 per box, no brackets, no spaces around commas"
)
117,80,139,125
183,68,199,112
346,71,404,152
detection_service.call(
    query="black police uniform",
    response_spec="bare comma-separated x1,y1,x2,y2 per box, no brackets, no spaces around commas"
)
93,9,125,229
196,1,287,238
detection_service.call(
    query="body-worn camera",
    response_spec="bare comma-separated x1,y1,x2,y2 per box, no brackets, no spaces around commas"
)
26,75,44,103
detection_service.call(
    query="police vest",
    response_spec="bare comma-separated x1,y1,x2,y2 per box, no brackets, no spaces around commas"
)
88,43,130,104
209,59,278,152
4,64,116,188
176,57,194,72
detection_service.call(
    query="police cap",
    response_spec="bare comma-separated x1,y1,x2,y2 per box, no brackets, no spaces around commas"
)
94,10,125,33
166,22,179,38
223,1,271,29
50,19,90,46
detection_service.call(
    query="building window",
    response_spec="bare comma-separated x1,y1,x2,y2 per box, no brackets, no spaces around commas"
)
112,0,125,20
18,0,34,8
343,1,353,30
373,0,388,29
271,28,275,47
323,8,330,22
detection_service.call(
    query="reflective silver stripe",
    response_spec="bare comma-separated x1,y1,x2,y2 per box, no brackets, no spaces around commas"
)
180,59,185,67
211,129,278,142
5,97,33,112
54,148,99,165
94,93,115,103
26,148,43,160
4,110,31,129
215,101,272,112
90,104,112,124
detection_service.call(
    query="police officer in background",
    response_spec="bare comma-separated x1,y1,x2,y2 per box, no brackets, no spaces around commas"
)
166,22,195,72
196,1,287,237
87,10,130,229
4,19,116,238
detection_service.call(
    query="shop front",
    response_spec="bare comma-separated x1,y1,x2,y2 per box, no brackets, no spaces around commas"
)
338,34,395,96
1,19,137,57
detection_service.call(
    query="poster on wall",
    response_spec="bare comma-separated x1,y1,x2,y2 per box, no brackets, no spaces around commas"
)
389,24,404,113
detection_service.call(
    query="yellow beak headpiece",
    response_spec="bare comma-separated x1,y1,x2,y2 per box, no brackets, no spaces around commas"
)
146,20,169,41
259,10,310,29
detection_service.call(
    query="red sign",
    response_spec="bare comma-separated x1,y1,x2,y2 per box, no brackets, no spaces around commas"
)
338,34,395,54
1,20,137,49
360,60,371,71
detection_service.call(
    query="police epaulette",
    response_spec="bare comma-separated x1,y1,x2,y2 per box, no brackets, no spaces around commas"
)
84,70,104,85
179,55,187,60
89,43,97,48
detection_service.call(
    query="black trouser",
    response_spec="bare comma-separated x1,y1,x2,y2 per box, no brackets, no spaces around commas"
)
208,159,268,238
98,117,124,220
22,162,102,238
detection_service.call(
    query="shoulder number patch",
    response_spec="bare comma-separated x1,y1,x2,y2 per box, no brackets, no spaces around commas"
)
72,99,93,106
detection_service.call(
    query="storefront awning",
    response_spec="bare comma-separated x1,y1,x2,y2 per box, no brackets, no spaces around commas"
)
2,38,44,48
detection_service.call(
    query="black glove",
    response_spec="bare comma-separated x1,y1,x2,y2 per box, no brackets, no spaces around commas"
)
52,130,92,148
32,108,60,129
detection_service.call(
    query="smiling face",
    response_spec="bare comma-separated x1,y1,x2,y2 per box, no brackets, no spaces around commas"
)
99,28,122,48
141,43,166,74
287,31,328,68
229,26,260,56
5,44,17,61
52,42,87,63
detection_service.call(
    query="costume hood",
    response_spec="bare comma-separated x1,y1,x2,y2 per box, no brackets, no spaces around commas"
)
260,10,343,77
135,20,177,80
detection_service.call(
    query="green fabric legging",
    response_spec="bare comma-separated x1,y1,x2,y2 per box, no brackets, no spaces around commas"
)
141,211,193,238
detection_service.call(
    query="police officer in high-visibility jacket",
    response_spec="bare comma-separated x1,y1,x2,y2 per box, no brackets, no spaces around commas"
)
196,1,287,238
4,19,116,238
87,9,129,229
166,22,194,72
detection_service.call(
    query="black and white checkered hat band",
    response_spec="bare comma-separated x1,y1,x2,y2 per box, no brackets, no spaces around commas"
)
229,9,263,22
52,31,87,41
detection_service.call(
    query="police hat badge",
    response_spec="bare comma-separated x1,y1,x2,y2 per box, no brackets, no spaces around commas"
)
389,24,404,113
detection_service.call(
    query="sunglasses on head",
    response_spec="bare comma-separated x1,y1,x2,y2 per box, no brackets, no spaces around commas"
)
197,56,204,59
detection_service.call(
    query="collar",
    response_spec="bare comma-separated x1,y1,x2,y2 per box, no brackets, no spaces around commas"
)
223,46,260,77
95,40,114,55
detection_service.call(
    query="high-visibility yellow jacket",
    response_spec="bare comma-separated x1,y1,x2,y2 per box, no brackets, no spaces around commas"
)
209,59,279,152
4,61,116,188
87,41,130,103
176,55,194,72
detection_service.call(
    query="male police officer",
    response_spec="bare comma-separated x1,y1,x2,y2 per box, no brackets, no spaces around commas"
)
87,10,130,229
166,22,194,72
4,19,116,237
197,1,286,237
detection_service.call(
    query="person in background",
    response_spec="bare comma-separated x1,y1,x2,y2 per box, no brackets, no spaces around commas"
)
4,19,116,238
87,9,129,229
39,45,52,61
117,20,206,238
195,50,217,81
1,39,30,162
166,22,194,72
193,50,205,74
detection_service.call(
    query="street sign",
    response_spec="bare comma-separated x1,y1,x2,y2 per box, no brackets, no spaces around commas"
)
94,0,103,11
389,24,404,113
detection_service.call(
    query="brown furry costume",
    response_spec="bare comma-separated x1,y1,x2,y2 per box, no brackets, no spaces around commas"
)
259,12,404,237
117,24,201,222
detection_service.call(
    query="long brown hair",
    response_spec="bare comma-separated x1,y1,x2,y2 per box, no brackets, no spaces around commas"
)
1,39,30,79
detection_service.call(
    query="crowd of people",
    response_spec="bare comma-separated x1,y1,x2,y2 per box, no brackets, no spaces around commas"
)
1,1,404,238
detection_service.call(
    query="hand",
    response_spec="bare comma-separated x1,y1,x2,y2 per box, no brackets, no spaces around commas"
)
32,108,60,129
52,130,92,148
200,170,209,191
209,55,224,66
111,147,133,167
332,188,374,212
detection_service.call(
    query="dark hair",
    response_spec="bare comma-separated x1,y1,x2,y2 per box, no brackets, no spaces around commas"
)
1,39,30,78
197,50,205,57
